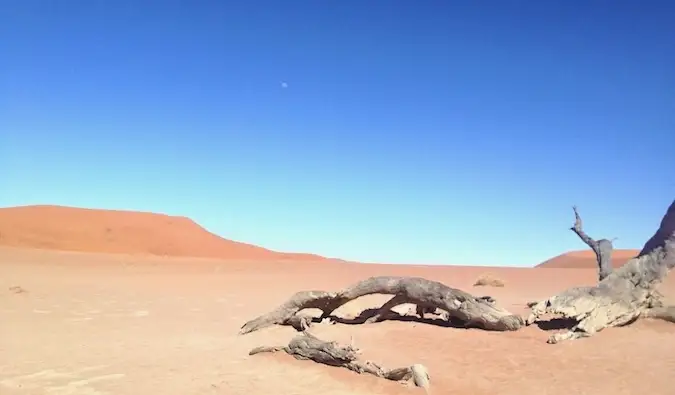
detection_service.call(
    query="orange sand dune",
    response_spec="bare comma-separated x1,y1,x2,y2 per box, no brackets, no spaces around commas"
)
0,205,327,261
536,248,640,269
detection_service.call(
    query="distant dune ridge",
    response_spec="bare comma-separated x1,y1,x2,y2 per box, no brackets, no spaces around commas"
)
0,204,642,267
535,249,640,269
0,205,328,261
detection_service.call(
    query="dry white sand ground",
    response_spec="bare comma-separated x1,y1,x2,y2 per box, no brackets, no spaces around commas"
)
2,247,675,395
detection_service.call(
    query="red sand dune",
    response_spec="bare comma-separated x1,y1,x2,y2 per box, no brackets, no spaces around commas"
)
0,205,327,261
536,248,640,269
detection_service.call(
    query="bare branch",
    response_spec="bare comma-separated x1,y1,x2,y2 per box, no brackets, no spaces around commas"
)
249,332,430,391
239,276,523,335
528,199,675,343
570,205,614,281
639,200,675,257
570,205,599,250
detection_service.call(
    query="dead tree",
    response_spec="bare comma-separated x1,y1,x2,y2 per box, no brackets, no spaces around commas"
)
249,331,431,391
240,276,524,335
570,205,616,281
570,205,666,307
527,199,675,343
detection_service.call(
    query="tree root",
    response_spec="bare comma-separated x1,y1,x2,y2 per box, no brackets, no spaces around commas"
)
249,331,431,391
239,276,523,335
527,200,675,343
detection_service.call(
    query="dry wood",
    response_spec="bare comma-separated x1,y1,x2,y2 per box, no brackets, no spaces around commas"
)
240,276,523,335
642,305,675,323
570,205,616,281
249,331,431,391
527,200,675,343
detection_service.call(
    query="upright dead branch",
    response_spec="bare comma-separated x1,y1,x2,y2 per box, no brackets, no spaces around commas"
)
570,205,615,281
528,200,675,343
249,331,431,391
240,276,523,335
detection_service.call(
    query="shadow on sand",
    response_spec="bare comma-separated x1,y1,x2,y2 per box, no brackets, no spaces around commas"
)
535,317,578,331
310,307,472,329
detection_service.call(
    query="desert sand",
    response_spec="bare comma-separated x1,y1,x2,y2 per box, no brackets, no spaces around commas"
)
537,249,641,269
2,206,674,395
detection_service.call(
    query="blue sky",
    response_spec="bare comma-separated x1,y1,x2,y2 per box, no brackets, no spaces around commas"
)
1,1,673,266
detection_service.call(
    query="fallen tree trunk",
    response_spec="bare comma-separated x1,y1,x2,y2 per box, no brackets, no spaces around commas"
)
240,276,523,334
249,331,431,391
569,205,616,281
527,199,675,343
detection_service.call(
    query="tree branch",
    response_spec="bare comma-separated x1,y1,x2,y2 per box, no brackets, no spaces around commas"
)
639,200,675,257
239,276,523,335
528,200,675,343
249,331,431,391
570,205,615,281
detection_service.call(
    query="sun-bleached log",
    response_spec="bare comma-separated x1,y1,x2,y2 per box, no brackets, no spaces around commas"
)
240,276,523,335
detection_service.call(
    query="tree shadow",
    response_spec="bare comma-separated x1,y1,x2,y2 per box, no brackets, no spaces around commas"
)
536,317,578,331
318,308,471,329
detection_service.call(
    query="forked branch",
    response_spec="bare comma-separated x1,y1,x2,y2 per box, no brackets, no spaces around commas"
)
528,200,675,343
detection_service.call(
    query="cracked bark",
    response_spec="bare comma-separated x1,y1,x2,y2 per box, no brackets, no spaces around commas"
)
240,276,523,335
569,205,616,281
528,200,675,343
249,331,431,391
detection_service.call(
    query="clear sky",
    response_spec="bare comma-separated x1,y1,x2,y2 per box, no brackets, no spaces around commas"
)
1,1,673,266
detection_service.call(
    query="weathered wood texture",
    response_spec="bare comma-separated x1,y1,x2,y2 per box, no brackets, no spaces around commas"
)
570,205,616,281
240,276,523,335
249,331,430,391
528,200,675,343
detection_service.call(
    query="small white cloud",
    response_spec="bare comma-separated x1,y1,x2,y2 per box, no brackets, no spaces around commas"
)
280,81,289,88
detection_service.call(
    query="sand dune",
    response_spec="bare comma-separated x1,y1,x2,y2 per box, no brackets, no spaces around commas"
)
0,205,646,269
536,249,640,269
0,205,674,394
0,205,327,261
